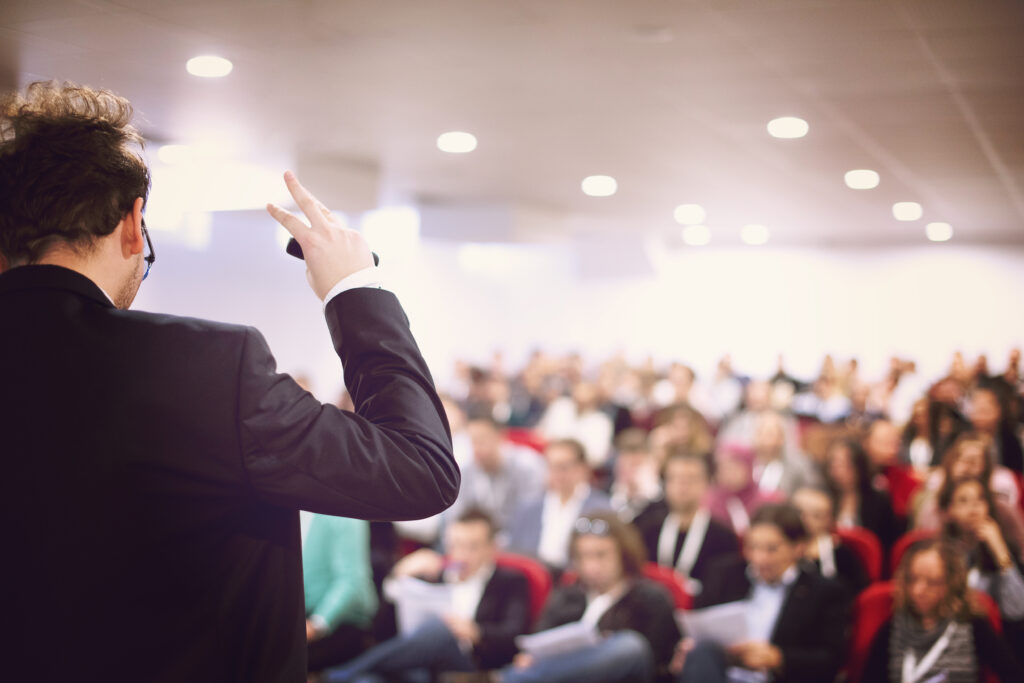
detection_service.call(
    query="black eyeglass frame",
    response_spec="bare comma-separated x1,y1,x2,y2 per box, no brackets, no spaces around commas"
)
141,217,155,280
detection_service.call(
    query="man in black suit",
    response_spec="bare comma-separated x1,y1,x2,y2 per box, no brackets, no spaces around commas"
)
323,508,532,681
0,82,459,682
675,503,849,683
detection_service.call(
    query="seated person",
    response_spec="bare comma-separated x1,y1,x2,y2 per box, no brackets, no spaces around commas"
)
607,429,663,523
706,443,782,535
791,486,869,596
939,476,1024,645
863,538,1023,681
302,513,378,672
636,449,740,597
445,416,548,538
506,439,611,572
503,511,681,683
675,503,849,683
823,437,898,552
323,508,531,682
914,433,1024,553
751,411,822,497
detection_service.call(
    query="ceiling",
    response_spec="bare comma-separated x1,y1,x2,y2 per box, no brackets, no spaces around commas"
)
2,0,1023,247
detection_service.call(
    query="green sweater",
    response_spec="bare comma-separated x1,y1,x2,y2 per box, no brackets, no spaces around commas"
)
302,514,377,631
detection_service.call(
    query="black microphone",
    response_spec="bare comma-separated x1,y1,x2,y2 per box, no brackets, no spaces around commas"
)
286,237,379,266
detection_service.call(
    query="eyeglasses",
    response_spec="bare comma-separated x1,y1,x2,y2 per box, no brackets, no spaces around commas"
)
141,217,155,281
574,517,611,536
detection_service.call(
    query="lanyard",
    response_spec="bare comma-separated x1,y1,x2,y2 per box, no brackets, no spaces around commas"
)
726,498,751,534
658,509,711,577
902,622,957,683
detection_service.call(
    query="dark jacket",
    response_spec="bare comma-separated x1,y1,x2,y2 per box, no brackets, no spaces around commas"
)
863,616,1024,682
472,566,533,669
0,265,459,683
635,501,741,591
534,578,682,672
696,555,850,683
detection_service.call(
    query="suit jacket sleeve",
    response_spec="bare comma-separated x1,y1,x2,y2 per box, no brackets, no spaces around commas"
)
238,288,459,520
310,517,377,631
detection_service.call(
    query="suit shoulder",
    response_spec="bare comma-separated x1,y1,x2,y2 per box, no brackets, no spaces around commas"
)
114,308,255,343
491,566,530,591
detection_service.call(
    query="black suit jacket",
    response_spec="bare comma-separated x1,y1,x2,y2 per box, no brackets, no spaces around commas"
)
0,265,459,683
472,566,532,669
635,501,741,590
695,556,850,683
535,579,682,672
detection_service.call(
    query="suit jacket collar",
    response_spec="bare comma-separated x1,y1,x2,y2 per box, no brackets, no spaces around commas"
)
769,566,815,643
0,264,115,309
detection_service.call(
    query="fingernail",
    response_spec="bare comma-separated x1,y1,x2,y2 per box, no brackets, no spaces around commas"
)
284,170,295,181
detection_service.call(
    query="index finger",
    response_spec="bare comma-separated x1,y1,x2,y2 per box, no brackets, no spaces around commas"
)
283,171,328,233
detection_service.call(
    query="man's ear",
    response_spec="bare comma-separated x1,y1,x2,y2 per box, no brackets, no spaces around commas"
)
120,197,146,257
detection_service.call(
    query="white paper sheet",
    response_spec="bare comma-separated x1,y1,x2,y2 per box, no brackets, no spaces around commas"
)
384,576,454,635
676,601,750,646
515,621,603,659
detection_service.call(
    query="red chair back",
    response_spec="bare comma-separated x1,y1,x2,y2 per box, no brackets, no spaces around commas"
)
836,526,883,583
846,581,1002,683
496,552,552,626
560,562,693,610
503,428,547,454
641,562,693,610
889,529,937,577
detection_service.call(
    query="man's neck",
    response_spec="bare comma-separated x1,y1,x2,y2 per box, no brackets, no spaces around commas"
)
37,252,118,306
672,505,699,529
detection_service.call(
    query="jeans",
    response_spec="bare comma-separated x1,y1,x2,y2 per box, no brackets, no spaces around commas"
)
500,630,654,683
321,616,475,683
676,640,766,683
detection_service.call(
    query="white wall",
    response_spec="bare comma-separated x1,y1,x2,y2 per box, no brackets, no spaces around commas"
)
132,210,1024,400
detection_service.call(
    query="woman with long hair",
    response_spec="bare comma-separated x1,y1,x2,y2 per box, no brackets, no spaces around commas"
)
823,438,898,551
864,539,1021,681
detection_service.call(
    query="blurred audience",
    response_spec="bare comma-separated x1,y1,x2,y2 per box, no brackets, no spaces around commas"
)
792,486,869,596
305,347,1024,680
636,449,740,597
302,513,378,673
444,417,547,538
706,443,782,535
606,429,662,523
505,511,680,683
676,503,850,683
323,509,530,682
507,439,611,572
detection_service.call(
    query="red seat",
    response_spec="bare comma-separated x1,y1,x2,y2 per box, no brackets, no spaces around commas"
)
889,529,937,577
496,552,552,626
641,562,693,610
560,562,693,610
846,581,1002,683
503,428,547,454
836,526,883,583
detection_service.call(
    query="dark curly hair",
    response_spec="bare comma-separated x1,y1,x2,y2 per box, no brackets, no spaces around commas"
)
0,81,150,267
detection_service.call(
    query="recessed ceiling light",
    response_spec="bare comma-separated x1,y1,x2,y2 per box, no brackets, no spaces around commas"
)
767,117,809,139
893,202,923,221
681,225,711,246
437,131,477,154
844,169,880,189
581,175,617,197
673,204,706,225
186,55,233,78
926,222,953,242
741,224,770,246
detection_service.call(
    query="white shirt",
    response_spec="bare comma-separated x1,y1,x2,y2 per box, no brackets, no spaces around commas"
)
299,509,315,546
322,265,383,307
580,581,629,628
445,562,495,622
537,484,590,567
745,564,799,642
